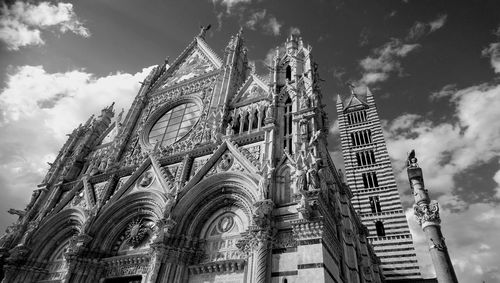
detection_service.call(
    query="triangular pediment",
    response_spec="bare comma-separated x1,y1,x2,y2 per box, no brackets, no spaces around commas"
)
343,94,368,110
183,140,260,191
105,156,172,204
232,75,270,105
156,38,222,90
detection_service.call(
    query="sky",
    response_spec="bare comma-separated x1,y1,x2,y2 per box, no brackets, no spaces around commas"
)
0,0,499,281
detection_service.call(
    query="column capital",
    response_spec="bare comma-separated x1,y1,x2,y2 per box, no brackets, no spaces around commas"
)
414,201,441,228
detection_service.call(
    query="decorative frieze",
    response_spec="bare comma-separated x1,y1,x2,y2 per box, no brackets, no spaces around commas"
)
104,254,150,278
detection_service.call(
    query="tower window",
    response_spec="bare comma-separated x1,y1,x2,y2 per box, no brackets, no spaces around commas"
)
375,221,385,237
286,65,292,81
361,172,378,188
355,150,376,166
369,196,382,213
350,130,372,146
346,110,367,125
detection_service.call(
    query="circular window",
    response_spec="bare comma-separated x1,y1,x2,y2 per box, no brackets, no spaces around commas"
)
148,102,201,147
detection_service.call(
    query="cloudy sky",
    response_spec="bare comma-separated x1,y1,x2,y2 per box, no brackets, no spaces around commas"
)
1,0,499,281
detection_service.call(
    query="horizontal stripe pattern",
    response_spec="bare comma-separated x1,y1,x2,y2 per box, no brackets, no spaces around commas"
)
336,94,421,280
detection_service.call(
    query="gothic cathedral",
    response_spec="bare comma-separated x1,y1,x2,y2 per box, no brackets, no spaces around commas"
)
1,29,412,283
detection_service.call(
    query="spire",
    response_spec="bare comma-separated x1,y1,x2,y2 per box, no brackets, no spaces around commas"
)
336,94,343,106
406,150,458,283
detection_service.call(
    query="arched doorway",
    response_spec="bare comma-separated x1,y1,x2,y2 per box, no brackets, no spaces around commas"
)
188,206,248,283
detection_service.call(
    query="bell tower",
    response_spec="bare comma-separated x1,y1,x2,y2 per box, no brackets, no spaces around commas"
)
336,87,422,281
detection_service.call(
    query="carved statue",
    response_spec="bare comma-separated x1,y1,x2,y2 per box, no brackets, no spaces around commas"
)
309,129,322,146
97,158,107,172
306,163,320,190
266,106,273,119
226,123,234,136
164,185,179,218
310,91,320,108
258,176,269,200
300,95,310,110
299,118,309,138
407,149,418,168
198,24,211,39
295,164,308,192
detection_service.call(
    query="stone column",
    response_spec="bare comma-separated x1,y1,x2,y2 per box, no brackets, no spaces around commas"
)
407,152,458,283
249,199,274,283
252,233,269,283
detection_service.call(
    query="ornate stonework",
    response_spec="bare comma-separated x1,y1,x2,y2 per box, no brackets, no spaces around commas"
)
0,30,383,283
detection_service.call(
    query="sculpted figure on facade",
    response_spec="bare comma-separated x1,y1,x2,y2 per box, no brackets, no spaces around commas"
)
306,161,320,190
226,122,234,136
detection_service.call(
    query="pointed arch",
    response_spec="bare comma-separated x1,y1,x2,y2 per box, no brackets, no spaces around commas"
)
173,172,258,237
286,65,292,81
274,163,294,205
29,208,85,261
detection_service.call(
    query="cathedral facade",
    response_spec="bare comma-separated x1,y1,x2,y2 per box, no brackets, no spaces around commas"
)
0,29,385,283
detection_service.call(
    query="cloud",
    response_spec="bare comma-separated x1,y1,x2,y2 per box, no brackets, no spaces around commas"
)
359,39,420,84
384,82,500,200
429,14,448,32
289,26,301,36
245,9,266,30
383,79,500,281
211,0,251,13
262,16,282,36
0,1,90,51
431,83,457,100
359,27,370,46
482,42,500,73
406,14,448,41
0,65,154,232
358,14,447,85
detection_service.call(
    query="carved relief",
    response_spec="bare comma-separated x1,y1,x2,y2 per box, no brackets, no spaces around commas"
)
93,181,107,203
414,201,441,226
124,218,151,248
274,231,297,249
217,153,234,171
159,49,215,89
137,171,155,189
71,190,87,209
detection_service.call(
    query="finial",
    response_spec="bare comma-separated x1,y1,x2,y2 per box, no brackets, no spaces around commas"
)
407,149,419,168
164,56,169,66
198,24,212,39
237,26,243,36
347,82,356,95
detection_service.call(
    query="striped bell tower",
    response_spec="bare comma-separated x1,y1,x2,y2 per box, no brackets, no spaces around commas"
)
336,87,422,281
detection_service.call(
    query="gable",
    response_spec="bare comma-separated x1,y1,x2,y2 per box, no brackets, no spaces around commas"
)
158,48,217,90
232,75,270,105
343,94,368,110
183,141,260,192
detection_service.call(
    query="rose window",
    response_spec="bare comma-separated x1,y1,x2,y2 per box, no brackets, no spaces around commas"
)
148,102,201,147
